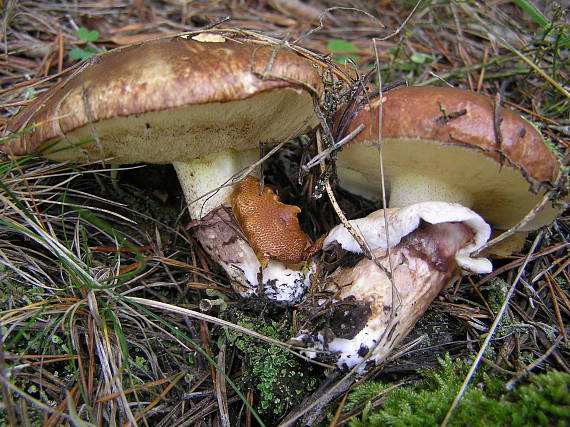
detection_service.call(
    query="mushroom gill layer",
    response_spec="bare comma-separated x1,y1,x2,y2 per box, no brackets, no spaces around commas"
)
297,201,492,370
337,140,559,231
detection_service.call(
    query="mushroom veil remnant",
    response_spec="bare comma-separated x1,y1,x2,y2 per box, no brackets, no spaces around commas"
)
2,33,325,300
334,86,565,235
294,201,492,370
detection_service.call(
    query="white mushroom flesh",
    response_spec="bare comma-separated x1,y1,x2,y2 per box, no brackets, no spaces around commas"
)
192,206,313,302
173,149,259,221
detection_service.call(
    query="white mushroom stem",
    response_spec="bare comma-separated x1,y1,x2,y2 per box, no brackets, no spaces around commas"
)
338,167,475,209
173,148,259,220
296,201,492,370
388,172,475,208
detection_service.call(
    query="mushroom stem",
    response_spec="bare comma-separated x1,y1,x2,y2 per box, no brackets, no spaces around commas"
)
173,148,259,220
334,86,564,233
176,152,315,302
337,147,475,209
388,172,475,208
296,201,492,370
192,204,315,302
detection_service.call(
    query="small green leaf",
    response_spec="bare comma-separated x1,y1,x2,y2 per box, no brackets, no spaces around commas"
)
77,27,99,42
25,87,37,100
410,52,432,64
69,46,97,61
394,62,415,71
69,48,85,60
327,39,358,53
328,39,360,64
333,54,360,64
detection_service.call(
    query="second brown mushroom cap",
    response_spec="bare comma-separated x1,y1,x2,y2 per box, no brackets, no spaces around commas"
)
334,86,564,233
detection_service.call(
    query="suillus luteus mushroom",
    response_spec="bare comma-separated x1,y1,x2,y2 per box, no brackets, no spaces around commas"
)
2,33,326,301
290,85,565,370
333,86,565,233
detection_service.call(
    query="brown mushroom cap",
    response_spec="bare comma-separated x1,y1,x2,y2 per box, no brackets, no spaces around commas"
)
3,34,323,162
335,86,565,230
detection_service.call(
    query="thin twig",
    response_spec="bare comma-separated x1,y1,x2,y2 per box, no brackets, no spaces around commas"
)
216,343,230,427
474,190,556,256
301,124,365,171
318,131,372,259
376,0,424,41
504,335,564,390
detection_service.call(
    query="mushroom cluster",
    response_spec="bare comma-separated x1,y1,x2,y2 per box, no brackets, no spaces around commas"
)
290,85,565,369
3,34,564,372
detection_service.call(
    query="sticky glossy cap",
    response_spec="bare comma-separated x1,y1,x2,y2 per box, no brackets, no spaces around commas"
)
335,86,565,230
4,34,324,163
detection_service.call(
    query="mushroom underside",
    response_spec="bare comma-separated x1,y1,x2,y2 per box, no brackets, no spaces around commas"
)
29,89,316,164
337,139,560,230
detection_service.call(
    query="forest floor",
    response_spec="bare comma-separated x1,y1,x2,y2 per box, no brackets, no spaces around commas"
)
0,1,568,426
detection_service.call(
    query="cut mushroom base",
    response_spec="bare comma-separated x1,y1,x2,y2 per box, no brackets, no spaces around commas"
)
193,206,314,302
192,175,318,302
294,201,492,371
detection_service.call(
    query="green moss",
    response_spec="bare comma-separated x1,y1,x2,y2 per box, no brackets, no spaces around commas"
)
344,355,570,427
225,308,318,417
485,279,521,338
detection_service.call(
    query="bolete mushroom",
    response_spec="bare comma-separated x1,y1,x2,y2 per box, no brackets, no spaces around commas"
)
2,33,325,300
290,86,563,369
334,86,565,236
294,201,492,370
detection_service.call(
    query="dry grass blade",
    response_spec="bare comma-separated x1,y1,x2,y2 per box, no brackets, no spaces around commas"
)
215,344,230,427
129,372,185,426
125,297,332,367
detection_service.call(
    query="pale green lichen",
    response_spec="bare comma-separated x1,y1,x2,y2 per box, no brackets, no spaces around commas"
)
225,308,319,417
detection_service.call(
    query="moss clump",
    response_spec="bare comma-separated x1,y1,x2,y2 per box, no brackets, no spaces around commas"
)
344,354,570,426
225,308,319,417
